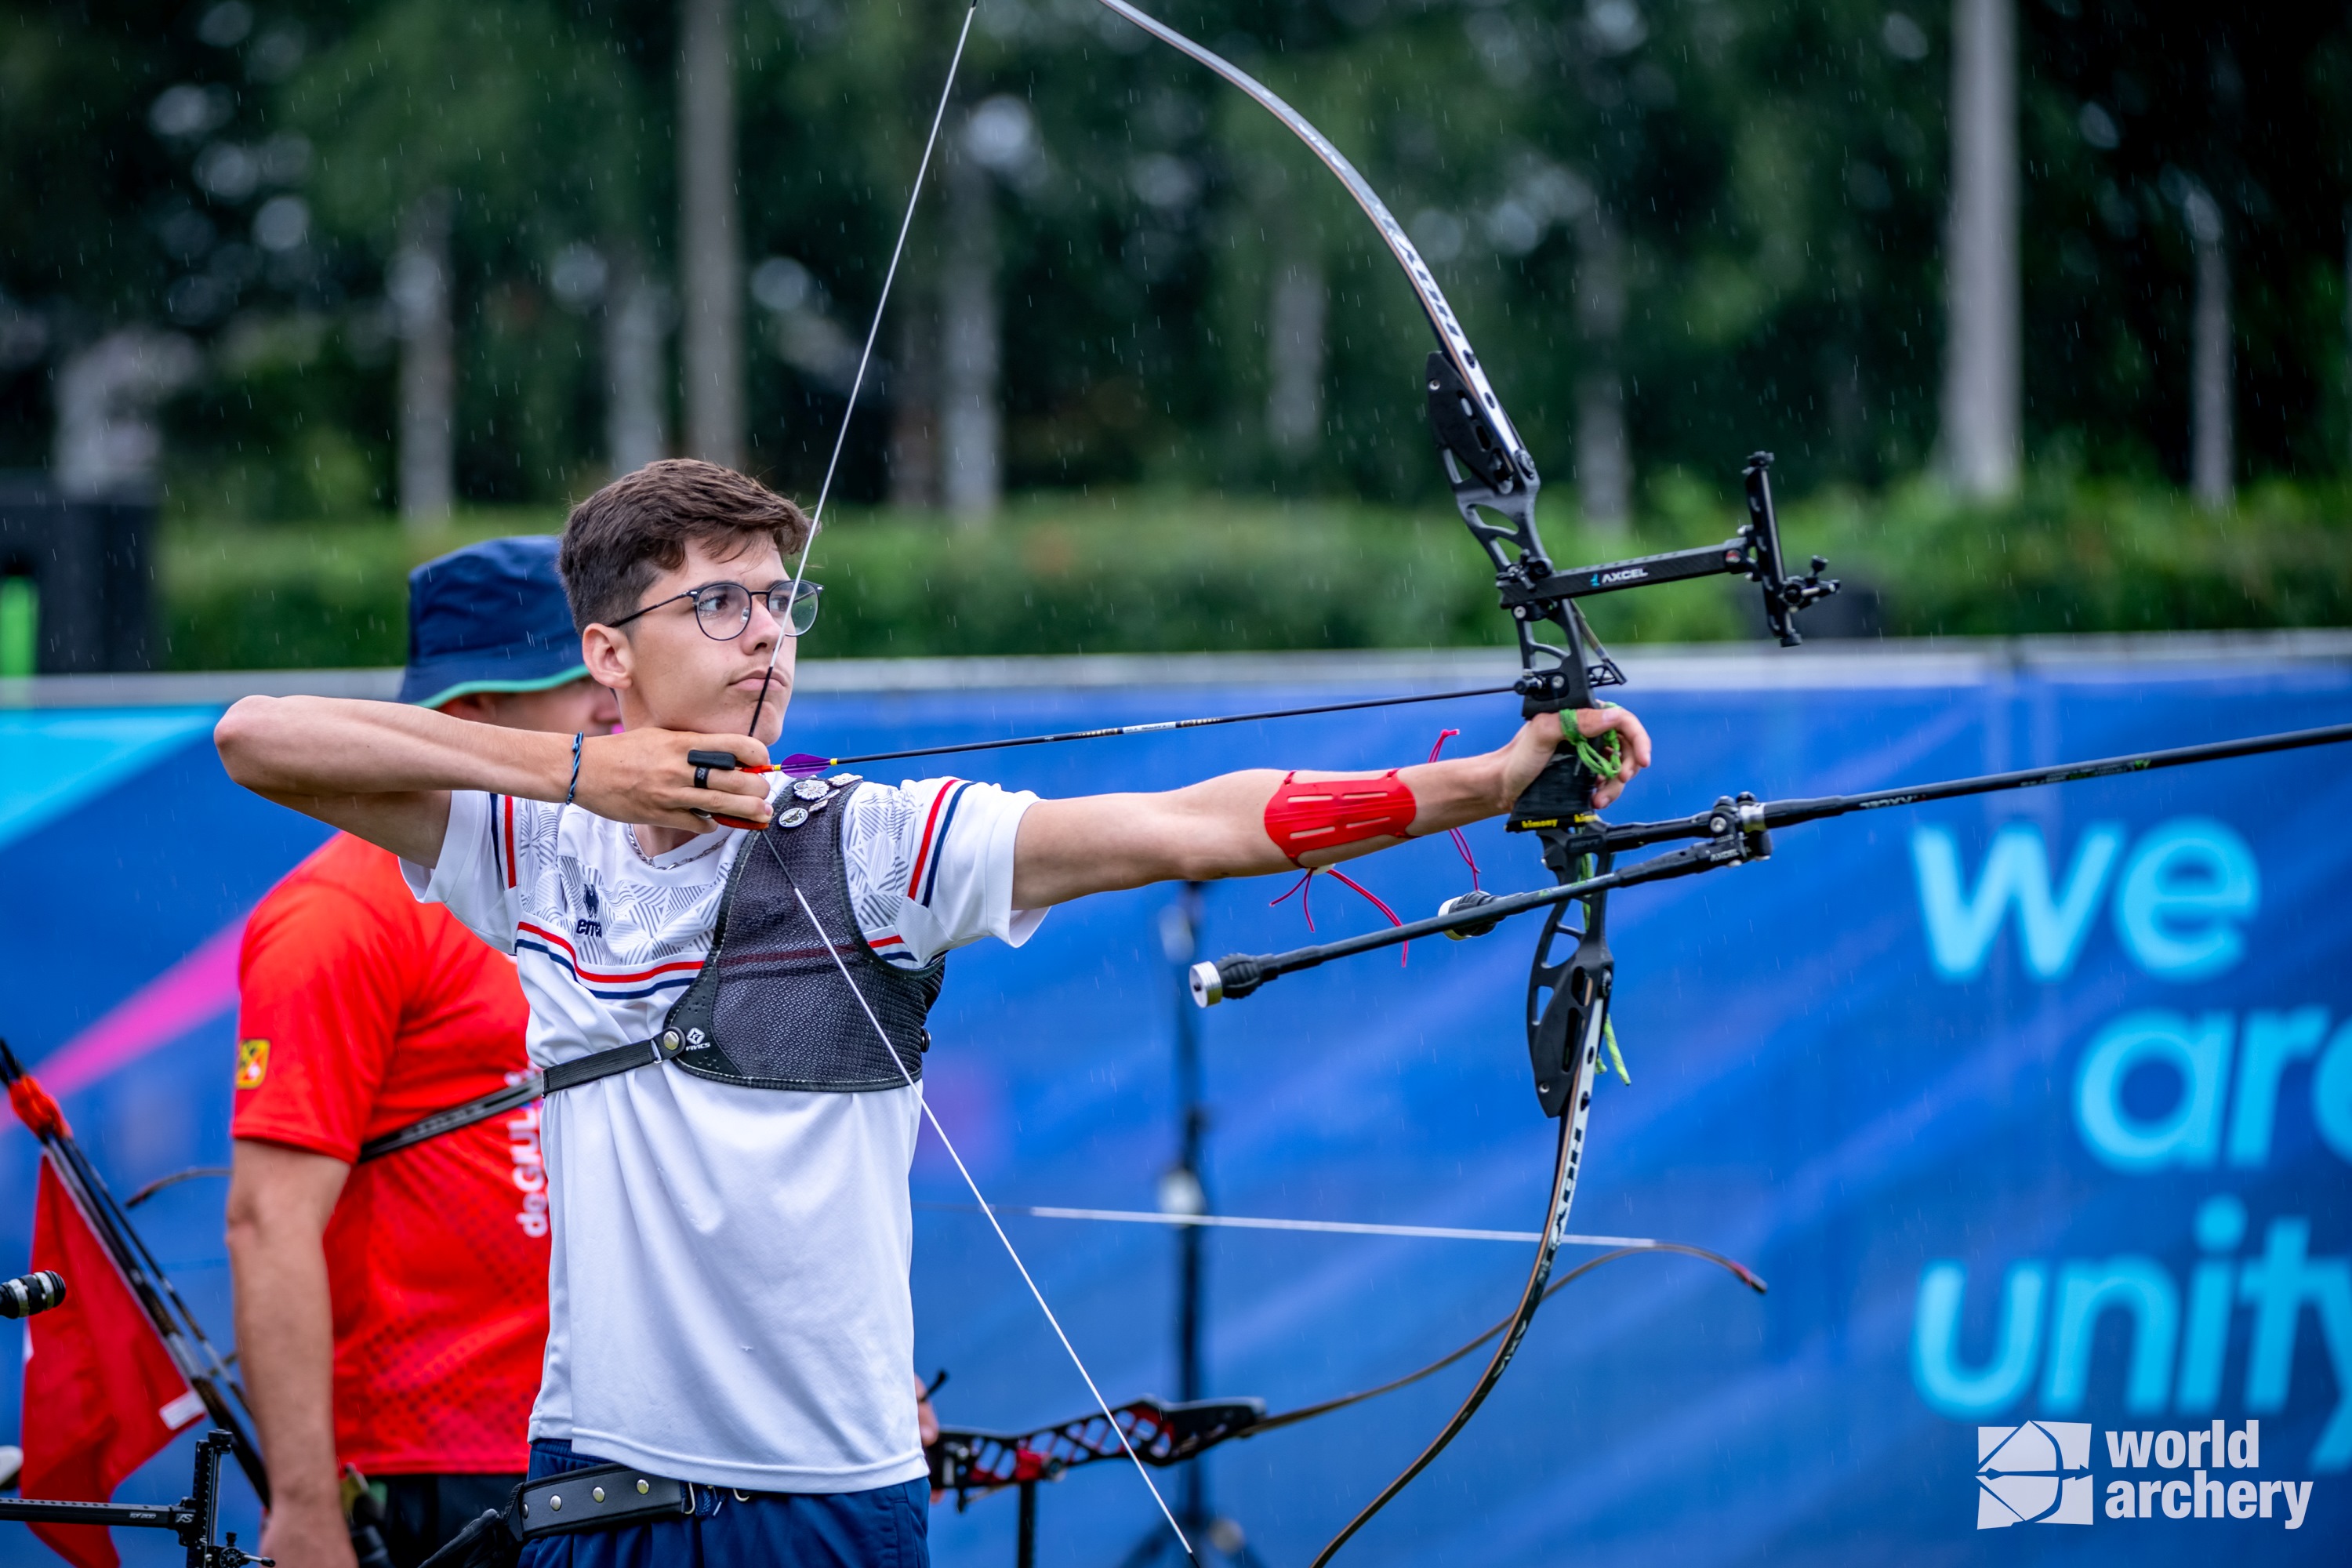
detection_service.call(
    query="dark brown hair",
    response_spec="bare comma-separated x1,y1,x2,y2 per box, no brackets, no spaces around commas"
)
558,459,812,630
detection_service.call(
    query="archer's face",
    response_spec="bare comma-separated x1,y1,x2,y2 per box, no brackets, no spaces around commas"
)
581,535,799,747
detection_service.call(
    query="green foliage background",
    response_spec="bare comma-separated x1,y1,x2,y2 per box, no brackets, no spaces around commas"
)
162,476,2352,670
5,1,2350,664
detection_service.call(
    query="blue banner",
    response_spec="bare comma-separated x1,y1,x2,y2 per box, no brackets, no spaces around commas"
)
2,651,2345,1563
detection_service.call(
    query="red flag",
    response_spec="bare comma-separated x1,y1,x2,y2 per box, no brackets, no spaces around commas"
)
19,1153,205,1568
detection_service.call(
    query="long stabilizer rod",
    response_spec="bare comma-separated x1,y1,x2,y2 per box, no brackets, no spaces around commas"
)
1599,716,2352,852
1192,716,2352,1004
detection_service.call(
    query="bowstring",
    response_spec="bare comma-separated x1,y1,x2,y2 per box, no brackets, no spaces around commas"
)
775,864,1196,1563
747,5,978,741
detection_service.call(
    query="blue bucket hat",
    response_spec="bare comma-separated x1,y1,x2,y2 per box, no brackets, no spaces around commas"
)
397,535,589,708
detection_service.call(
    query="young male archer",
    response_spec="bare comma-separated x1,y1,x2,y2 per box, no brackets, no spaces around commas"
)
213,458,1652,1566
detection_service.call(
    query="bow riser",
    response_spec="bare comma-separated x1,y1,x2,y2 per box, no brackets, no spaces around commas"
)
1526,891,1614,1120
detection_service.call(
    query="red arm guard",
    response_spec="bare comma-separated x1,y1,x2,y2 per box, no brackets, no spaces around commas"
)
1262,771,1418,865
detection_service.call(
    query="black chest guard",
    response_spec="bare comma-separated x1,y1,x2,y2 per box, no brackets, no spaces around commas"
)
663,775,944,1091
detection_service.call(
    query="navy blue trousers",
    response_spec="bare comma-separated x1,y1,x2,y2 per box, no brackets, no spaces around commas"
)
517,1440,930,1568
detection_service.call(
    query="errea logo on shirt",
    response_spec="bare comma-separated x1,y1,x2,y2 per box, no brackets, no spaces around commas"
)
234,1037,270,1089
1978,1421,2093,1526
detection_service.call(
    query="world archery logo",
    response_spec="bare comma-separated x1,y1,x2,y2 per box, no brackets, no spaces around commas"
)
1977,1421,2093,1527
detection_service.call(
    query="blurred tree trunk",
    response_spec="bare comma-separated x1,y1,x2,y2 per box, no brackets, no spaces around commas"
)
888,303,939,509
2187,187,2232,509
1942,0,2020,499
939,126,1000,525
678,0,742,470
605,243,670,477
52,327,198,500
392,189,456,526
1265,249,1326,456
1573,203,1631,536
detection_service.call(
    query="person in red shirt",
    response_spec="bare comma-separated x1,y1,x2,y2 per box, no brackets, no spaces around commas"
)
227,537,619,1568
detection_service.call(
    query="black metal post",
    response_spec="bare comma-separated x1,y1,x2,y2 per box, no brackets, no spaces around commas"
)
1112,884,1266,1567
1016,1478,1037,1568
1170,883,1207,1530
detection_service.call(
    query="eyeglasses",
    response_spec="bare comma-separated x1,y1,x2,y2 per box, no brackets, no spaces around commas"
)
608,579,822,640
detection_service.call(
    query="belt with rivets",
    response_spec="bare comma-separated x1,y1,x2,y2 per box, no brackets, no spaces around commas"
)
516,1463,694,1539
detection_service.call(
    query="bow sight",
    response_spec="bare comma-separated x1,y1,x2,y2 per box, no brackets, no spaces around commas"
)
1433,358,1838,815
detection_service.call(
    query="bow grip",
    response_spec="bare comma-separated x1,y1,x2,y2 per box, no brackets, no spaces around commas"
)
1506,750,1599,833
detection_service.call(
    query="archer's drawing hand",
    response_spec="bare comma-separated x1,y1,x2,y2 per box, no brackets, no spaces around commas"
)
576,728,775,830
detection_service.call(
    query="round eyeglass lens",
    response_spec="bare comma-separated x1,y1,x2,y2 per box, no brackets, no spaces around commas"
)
689,583,754,637
775,580,822,636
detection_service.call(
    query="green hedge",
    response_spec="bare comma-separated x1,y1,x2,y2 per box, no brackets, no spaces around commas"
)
158,477,2352,670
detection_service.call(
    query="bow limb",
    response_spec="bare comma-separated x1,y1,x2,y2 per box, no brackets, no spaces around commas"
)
1305,951,1602,1566
1092,0,1534,488
1090,0,1604,736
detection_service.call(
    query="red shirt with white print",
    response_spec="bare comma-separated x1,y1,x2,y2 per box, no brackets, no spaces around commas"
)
233,833,548,1475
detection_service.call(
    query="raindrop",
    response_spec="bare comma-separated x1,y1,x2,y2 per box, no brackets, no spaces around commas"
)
1410,209,1467,264
2095,182,2138,237
167,274,231,325
2181,186,2223,245
551,244,610,307
248,24,306,83
964,96,1036,175
1585,0,1646,55
1467,13,1530,84
197,2,253,48
194,143,260,202
1485,201,1541,256
150,84,234,141
252,195,309,253
750,256,815,314
210,242,261,287
1129,154,1199,212
1880,12,1929,61
157,205,218,262
387,251,445,317
257,134,312,184
1517,163,1592,224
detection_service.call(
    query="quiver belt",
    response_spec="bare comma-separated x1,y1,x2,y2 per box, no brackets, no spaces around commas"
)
418,1465,695,1568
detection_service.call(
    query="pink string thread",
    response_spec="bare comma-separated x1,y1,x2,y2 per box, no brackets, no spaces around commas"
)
1426,729,1482,890
1268,866,1409,966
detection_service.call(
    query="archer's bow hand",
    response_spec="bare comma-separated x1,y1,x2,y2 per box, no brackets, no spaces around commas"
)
1492,706,1653,811
1570,706,1653,811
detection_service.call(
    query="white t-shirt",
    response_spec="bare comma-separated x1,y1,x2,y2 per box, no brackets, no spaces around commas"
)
405,775,1043,1492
